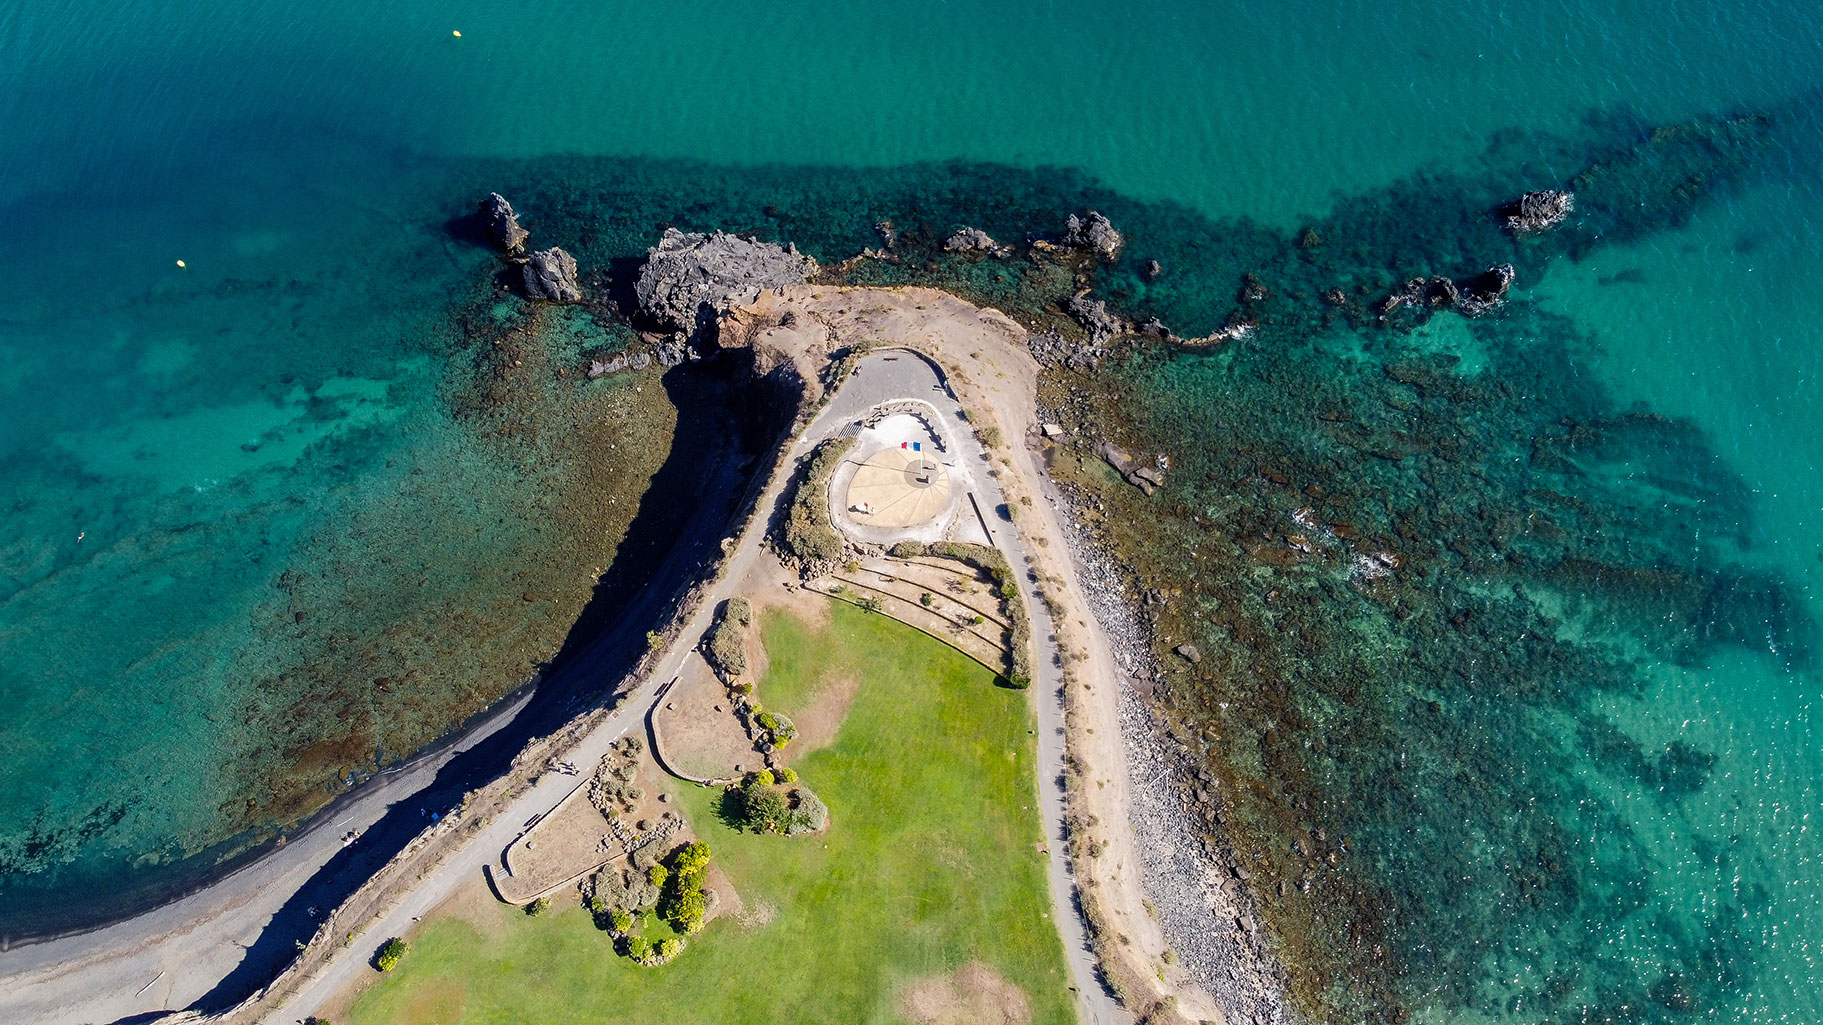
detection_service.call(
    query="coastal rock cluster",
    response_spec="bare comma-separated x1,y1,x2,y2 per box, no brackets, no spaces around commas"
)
1504,189,1574,234
480,192,529,255
943,227,1012,257
1062,210,1123,260
634,228,818,342
1377,263,1514,324
475,192,582,303
523,246,582,303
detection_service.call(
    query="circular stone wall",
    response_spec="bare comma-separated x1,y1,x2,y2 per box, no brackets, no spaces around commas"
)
843,448,952,528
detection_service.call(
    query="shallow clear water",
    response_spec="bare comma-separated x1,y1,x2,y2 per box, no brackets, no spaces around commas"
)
2,1,1820,1021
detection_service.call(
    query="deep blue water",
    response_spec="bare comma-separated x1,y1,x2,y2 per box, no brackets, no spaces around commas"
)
1,2,1820,1021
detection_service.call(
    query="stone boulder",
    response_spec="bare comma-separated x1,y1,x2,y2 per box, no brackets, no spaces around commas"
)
633,228,818,342
1063,210,1123,261
479,193,529,255
943,227,1010,256
1063,292,1125,345
1456,264,1515,316
1504,190,1574,235
1378,264,1514,322
523,247,582,303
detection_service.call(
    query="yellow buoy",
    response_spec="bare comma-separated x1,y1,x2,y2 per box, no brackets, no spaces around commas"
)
452,30,461,37
175,259,186,268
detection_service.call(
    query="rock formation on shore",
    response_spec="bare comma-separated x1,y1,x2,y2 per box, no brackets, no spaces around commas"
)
1504,189,1575,234
523,247,582,303
1064,292,1126,345
1063,210,1124,260
634,228,818,342
480,193,530,255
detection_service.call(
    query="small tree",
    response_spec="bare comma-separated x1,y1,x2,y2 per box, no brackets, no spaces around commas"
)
647,864,669,888
374,937,408,972
608,908,633,934
525,897,551,916
736,780,790,833
655,937,682,960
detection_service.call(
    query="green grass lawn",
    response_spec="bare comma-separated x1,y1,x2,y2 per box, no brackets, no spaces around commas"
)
347,599,1071,1025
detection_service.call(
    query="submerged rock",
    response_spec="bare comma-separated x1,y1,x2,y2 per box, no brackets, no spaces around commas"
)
1504,190,1575,235
1063,210,1123,260
480,193,530,255
634,228,818,342
523,247,582,303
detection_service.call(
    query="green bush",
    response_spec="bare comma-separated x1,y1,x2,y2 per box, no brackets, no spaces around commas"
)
525,897,550,916
920,592,934,606
627,935,653,961
779,437,855,565
608,908,633,933
726,596,753,627
705,600,749,677
774,766,799,784
647,864,668,888
785,787,830,836
754,769,775,786
655,937,682,961
374,937,408,972
733,778,791,833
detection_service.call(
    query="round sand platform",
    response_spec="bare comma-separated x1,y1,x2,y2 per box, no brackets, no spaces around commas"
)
844,448,952,528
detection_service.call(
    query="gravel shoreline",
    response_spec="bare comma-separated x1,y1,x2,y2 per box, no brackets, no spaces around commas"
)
1047,474,1292,1025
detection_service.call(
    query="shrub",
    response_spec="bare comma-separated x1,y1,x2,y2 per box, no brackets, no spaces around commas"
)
753,769,775,786
647,864,668,888
856,596,884,613
655,937,682,960
670,840,712,875
774,766,799,784
920,591,934,606
374,937,408,972
705,617,748,677
733,779,791,833
525,897,550,916
608,908,633,933
726,596,753,627
627,935,653,961
779,437,855,565
785,787,830,835
660,886,708,934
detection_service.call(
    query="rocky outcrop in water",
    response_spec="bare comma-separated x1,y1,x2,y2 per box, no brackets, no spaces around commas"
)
634,228,818,342
1455,264,1515,315
480,193,530,255
1378,264,1514,323
1064,292,1125,345
943,227,1011,256
523,247,582,303
1504,189,1575,235
1063,210,1123,260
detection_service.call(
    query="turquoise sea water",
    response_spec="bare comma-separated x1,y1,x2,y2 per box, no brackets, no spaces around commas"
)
3,1,1820,1022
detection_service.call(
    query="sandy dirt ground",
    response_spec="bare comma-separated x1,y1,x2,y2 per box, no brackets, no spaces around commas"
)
652,659,761,780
